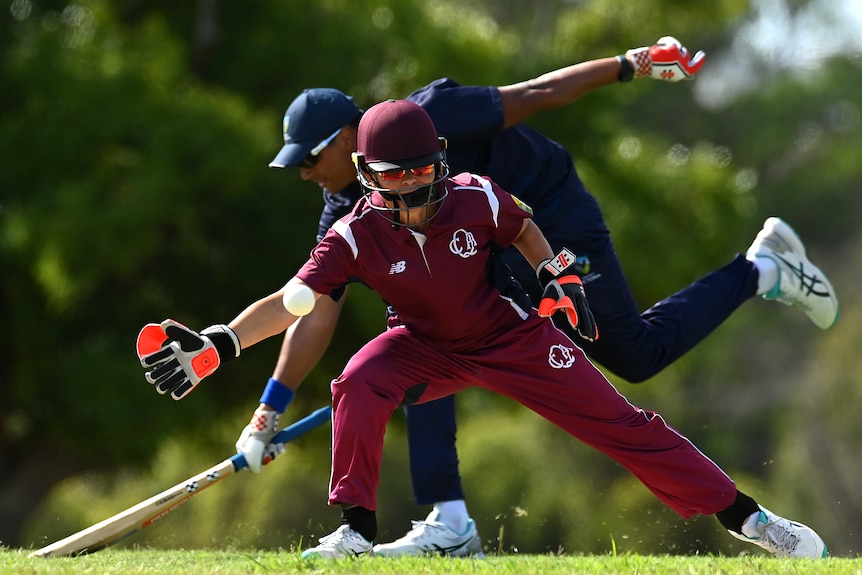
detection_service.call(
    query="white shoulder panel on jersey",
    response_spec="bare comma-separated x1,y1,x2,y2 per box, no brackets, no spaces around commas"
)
453,174,500,227
331,218,359,259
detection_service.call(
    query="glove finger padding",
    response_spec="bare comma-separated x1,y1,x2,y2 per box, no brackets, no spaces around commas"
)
566,277,598,342
538,277,598,342
538,280,570,318
136,323,169,359
236,407,281,473
146,356,182,388
238,434,266,473
262,442,285,466
626,36,706,82
139,345,175,369
163,371,196,399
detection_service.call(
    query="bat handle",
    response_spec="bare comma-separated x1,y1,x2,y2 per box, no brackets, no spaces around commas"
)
230,405,332,471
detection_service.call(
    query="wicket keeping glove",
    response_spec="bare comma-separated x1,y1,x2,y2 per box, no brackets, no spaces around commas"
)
236,406,282,473
623,36,706,82
136,319,240,400
537,248,598,342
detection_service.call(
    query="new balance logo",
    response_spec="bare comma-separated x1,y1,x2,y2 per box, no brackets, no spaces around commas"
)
389,261,406,275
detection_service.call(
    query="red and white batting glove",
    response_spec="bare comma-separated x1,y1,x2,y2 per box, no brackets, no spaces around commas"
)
137,319,240,400
235,406,281,473
626,36,706,82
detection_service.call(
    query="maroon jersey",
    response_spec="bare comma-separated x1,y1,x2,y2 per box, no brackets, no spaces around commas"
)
297,173,534,347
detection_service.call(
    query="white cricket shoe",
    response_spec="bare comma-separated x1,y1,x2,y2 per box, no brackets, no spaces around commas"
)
301,524,373,559
729,506,828,558
373,518,484,558
747,216,839,329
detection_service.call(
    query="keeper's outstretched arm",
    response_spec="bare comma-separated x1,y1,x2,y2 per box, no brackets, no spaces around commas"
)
498,36,706,128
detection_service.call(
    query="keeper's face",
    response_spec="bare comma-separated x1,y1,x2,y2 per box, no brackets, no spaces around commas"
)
297,126,358,194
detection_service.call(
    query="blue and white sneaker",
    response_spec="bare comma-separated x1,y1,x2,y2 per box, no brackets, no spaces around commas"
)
301,524,373,559
747,216,839,329
373,517,484,558
730,505,828,558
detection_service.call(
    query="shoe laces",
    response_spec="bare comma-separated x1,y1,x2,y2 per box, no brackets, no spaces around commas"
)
400,520,450,542
756,235,789,256
760,519,801,555
317,525,366,550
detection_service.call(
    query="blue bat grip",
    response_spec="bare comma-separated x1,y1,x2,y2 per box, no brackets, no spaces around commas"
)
231,405,331,471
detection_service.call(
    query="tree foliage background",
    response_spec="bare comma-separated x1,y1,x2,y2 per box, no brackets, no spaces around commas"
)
3,0,862,557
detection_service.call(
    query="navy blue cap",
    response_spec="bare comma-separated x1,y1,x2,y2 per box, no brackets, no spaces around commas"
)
269,88,360,169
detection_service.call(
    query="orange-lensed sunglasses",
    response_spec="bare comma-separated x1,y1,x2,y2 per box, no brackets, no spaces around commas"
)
375,164,435,181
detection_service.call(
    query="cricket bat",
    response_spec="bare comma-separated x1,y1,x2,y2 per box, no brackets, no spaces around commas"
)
29,405,332,558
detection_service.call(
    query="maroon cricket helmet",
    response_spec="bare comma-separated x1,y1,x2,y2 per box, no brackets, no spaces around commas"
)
356,99,445,171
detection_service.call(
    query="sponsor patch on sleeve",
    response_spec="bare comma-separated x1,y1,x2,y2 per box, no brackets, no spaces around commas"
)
511,195,533,215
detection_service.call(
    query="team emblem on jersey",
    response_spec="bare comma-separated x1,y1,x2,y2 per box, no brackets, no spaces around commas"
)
449,228,478,259
512,195,533,215
548,344,576,369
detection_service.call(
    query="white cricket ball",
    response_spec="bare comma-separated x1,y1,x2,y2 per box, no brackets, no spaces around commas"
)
282,282,316,316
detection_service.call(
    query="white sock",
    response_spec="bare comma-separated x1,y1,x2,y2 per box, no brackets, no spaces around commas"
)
747,255,779,296
428,500,469,534
741,509,764,539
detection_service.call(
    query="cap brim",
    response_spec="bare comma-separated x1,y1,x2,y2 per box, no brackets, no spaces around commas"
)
269,141,314,169
366,151,442,172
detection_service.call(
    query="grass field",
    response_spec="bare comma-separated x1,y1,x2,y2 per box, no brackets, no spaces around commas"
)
2,548,860,575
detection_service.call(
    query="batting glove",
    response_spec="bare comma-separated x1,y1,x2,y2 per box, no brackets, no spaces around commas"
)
624,36,706,82
236,406,281,473
136,319,240,400
261,441,286,465
537,248,598,342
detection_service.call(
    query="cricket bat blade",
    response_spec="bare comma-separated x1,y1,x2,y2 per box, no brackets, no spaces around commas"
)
29,405,331,558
